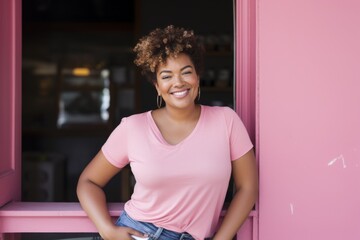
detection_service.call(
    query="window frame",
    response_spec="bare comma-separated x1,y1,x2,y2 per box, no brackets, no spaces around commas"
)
0,0,257,239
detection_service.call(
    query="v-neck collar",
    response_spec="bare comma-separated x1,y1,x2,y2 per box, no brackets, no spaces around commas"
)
147,105,204,148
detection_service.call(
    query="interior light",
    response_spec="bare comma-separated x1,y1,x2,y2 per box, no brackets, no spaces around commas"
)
73,68,90,76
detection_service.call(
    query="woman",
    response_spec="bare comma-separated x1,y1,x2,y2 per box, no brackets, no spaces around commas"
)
77,25,258,240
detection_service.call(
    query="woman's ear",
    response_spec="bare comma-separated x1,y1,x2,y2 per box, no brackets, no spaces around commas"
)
154,81,160,95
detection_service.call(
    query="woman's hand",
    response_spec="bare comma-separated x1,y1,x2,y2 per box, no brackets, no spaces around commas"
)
99,225,147,240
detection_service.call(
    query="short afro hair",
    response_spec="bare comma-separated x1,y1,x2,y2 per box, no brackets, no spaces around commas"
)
133,25,205,83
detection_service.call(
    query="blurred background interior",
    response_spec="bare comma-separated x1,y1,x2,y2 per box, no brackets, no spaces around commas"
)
22,0,235,205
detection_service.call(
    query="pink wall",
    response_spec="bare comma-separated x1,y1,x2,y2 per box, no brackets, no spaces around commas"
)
258,0,360,239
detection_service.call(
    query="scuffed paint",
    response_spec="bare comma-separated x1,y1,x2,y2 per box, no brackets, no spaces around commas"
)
328,154,346,168
289,203,294,215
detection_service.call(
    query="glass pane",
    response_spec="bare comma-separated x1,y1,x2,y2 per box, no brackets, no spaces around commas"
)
22,59,58,129
57,90,109,127
116,89,135,121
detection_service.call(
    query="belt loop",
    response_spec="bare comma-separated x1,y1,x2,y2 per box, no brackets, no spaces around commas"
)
180,233,192,240
152,227,164,239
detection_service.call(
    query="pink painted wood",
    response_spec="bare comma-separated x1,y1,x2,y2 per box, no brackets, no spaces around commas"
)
0,202,123,233
235,0,257,144
235,0,258,240
0,0,22,207
258,0,360,239
0,202,256,235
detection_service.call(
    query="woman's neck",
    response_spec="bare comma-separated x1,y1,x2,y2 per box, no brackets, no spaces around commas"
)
163,104,200,123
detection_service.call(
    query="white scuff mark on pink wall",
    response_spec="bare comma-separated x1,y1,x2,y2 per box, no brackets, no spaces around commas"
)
328,154,346,168
290,203,294,215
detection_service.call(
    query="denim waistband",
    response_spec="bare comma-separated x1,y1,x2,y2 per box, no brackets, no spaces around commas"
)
116,211,196,240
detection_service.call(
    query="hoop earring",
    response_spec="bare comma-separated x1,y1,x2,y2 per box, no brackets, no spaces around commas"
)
157,95,162,108
197,87,201,101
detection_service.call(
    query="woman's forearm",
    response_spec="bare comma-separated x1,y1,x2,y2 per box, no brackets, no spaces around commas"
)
77,179,114,237
213,187,258,240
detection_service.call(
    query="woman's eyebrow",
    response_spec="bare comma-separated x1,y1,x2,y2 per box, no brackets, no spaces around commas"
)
159,65,193,75
181,65,193,71
159,70,171,75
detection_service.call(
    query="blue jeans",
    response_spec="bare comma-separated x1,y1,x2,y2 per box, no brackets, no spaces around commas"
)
115,211,196,240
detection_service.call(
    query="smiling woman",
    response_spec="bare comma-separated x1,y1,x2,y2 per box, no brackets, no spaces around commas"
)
77,25,258,240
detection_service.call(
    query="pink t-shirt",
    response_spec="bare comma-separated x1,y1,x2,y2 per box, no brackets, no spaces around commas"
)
102,105,253,239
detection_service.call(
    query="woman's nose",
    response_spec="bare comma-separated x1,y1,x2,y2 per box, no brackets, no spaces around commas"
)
173,74,185,86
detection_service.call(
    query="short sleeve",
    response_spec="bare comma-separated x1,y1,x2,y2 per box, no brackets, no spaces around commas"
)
101,118,129,168
223,107,254,160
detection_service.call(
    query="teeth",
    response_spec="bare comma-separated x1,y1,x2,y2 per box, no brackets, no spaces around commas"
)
172,90,188,96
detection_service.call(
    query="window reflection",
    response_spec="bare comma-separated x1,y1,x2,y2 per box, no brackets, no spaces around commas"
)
57,68,110,127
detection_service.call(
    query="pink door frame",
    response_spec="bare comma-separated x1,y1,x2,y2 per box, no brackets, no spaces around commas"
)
0,0,22,207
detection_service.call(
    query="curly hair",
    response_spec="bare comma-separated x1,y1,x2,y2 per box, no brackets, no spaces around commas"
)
133,25,205,83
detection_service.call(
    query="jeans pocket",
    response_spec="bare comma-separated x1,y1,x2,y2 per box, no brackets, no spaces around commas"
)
114,211,125,226
116,211,153,236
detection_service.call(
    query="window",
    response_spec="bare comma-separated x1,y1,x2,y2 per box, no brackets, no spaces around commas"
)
1,1,256,239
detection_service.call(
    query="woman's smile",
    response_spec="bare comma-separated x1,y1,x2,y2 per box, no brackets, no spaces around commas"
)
171,89,190,98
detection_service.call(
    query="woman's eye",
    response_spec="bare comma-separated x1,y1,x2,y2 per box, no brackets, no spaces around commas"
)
182,71,192,75
162,75,171,80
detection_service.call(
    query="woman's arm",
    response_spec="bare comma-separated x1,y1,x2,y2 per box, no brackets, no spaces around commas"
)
213,149,259,240
76,150,145,240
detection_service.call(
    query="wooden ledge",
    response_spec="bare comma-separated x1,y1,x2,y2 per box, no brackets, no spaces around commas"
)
0,201,257,235
0,202,124,233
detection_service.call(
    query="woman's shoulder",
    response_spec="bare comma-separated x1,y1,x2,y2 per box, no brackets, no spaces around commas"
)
119,111,150,126
201,105,241,126
202,104,236,115
128,110,149,119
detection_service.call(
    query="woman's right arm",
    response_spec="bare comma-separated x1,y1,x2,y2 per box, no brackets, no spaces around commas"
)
76,150,145,240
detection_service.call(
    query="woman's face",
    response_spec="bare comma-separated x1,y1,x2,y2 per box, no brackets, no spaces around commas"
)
155,53,199,110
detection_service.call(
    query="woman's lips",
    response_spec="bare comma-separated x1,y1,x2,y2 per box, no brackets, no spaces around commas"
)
171,89,190,98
